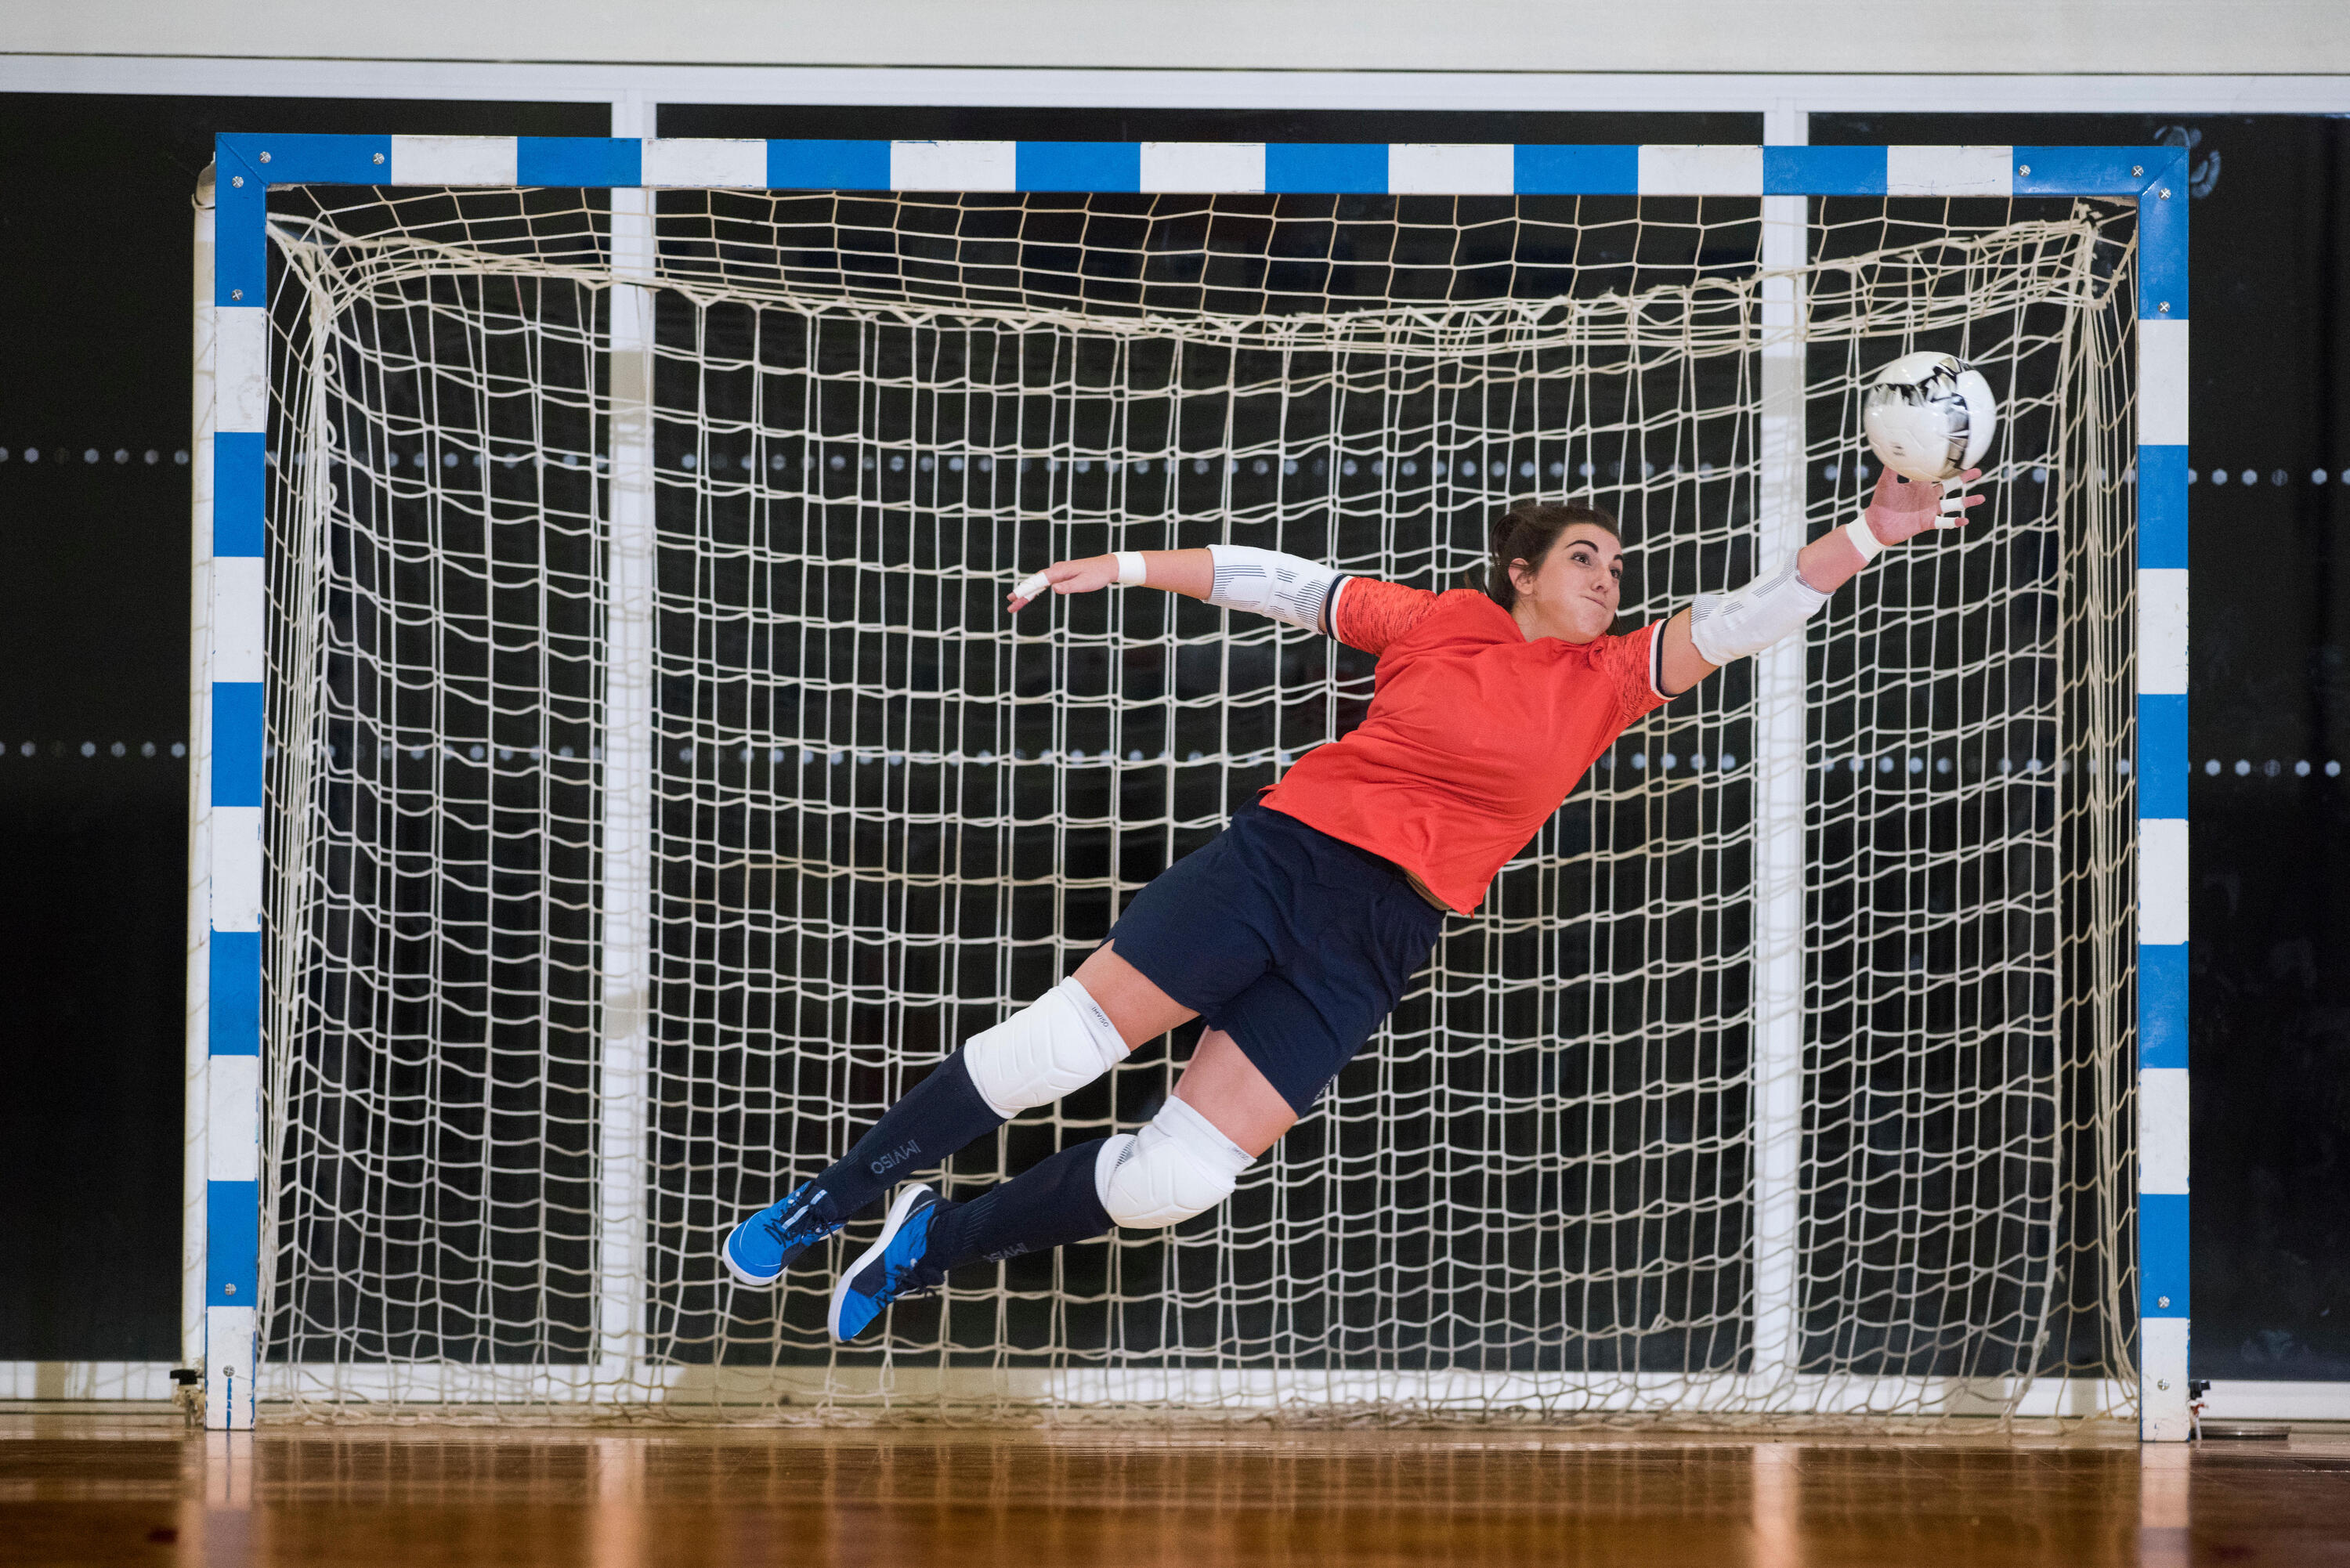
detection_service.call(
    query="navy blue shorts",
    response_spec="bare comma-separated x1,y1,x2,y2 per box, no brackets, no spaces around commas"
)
1104,800,1448,1115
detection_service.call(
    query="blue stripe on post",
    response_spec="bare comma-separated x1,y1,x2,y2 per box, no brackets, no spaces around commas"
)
1266,143,1388,194
1511,144,1639,195
519,136,642,187
212,135,392,309
2140,1191,2190,1317
208,930,262,1057
219,133,391,186
214,432,266,558
2138,445,2188,569
206,1179,260,1307
1018,141,1141,193
2140,942,2189,1071
2138,155,2191,320
1764,145,1885,196
212,682,265,810
215,164,268,309
767,139,891,191
2015,146,2162,197
2139,694,2188,820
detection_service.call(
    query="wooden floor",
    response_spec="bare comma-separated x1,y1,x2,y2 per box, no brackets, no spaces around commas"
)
5,1411,2348,1566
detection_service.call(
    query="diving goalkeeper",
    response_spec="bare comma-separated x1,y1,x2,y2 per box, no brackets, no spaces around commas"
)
723,467,1980,1341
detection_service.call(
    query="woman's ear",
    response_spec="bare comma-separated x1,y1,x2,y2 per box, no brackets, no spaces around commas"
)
1507,556,1537,596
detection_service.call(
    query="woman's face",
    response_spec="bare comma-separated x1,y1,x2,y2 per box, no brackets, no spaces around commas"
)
1509,523,1622,644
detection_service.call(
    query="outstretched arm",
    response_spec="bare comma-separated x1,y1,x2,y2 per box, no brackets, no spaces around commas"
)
1009,545,1349,636
1654,466,1984,695
1007,548,1213,611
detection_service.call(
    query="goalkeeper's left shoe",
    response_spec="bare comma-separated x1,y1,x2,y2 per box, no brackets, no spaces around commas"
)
721,1182,844,1287
829,1184,945,1342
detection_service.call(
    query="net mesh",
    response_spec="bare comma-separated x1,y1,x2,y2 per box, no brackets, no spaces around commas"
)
248,182,2138,1423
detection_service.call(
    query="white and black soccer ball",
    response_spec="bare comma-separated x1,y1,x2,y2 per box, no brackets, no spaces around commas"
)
1861,352,1999,484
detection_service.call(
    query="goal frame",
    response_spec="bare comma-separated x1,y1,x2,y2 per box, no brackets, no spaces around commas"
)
186,134,2190,1435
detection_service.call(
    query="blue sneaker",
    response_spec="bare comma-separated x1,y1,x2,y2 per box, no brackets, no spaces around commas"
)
829,1185,945,1342
721,1182,844,1287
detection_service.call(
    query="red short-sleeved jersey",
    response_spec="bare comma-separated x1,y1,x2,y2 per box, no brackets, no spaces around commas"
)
1257,578,1668,913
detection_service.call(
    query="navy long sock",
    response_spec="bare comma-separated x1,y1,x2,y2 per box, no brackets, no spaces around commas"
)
919,1137,1115,1283
795,1050,1005,1230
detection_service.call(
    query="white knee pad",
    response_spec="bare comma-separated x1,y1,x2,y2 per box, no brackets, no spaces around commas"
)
1094,1097,1253,1230
962,976,1129,1118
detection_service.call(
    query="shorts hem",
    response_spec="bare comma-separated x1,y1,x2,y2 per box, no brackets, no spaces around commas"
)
1206,1010,1333,1119
1100,936,1227,1022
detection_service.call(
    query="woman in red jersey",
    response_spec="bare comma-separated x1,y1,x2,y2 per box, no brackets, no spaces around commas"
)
722,468,1982,1342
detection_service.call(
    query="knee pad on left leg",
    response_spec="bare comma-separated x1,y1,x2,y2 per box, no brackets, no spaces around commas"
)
1094,1097,1254,1229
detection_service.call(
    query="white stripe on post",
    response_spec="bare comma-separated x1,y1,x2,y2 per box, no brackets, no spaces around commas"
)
891,140,1018,192
2139,818,2190,948
389,135,520,186
1637,145,1763,196
2142,1317,2192,1440
1885,146,2014,197
215,306,269,434
2139,1067,2191,1195
639,138,765,188
2138,319,2190,446
204,1305,256,1432
1388,143,1515,195
1139,142,1264,193
2140,567,2189,697
210,804,265,934
212,558,266,685
204,1057,262,1183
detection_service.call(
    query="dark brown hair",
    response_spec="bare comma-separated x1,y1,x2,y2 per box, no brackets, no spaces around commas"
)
1473,501,1622,610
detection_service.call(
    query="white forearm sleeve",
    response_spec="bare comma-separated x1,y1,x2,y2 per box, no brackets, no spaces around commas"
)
1686,553,1833,666
1206,544,1344,634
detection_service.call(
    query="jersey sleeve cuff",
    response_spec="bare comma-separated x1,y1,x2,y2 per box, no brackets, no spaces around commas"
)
1647,619,1668,699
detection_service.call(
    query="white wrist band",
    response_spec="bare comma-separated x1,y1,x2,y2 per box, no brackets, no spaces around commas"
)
1843,514,1885,565
1115,551,1148,586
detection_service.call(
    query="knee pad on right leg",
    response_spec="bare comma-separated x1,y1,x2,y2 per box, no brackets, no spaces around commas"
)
1094,1097,1253,1229
962,976,1129,1118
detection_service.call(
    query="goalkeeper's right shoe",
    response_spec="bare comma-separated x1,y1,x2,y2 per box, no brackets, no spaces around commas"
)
721,1183,844,1287
829,1185,945,1342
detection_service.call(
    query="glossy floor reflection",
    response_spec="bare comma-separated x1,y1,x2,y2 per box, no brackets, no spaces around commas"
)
5,1412,2348,1566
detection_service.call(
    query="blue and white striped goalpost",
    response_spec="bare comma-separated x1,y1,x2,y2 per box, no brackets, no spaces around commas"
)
2135,154,2193,1446
186,135,2190,1435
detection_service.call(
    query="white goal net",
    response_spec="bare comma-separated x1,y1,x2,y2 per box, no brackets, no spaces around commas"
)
246,179,2139,1423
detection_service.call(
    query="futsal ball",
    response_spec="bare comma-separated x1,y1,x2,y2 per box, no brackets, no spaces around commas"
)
1861,352,1998,483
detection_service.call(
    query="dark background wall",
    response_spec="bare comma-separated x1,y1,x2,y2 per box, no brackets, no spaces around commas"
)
0,94,612,1360
2,95,2337,1383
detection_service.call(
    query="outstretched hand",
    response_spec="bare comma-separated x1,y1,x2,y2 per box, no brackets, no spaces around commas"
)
1007,555,1119,612
1864,466,1985,547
